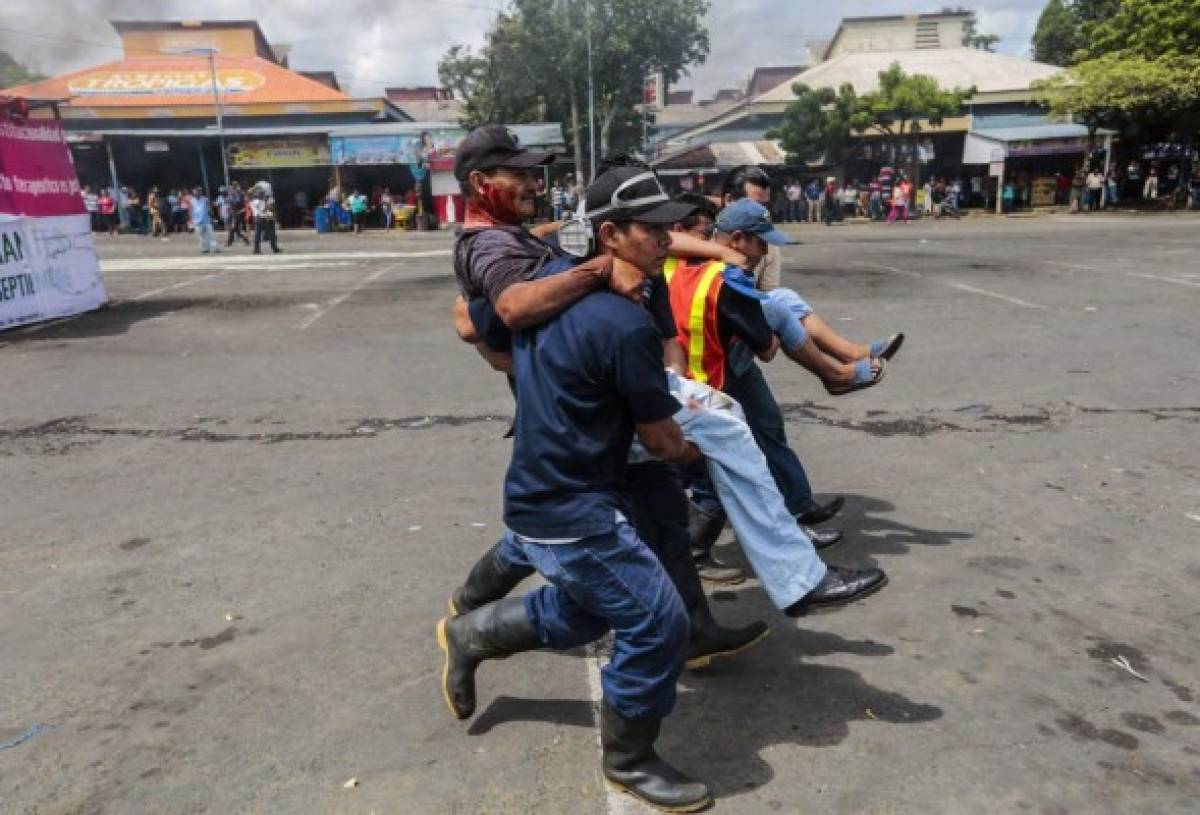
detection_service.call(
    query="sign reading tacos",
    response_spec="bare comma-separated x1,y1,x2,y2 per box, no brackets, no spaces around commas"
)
67,69,266,96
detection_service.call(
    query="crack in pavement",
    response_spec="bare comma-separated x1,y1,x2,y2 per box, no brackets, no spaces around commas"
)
3,401,1197,452
778,401,1200,438
0,414,507,448
1069,404,1200,423
778,402,1055,437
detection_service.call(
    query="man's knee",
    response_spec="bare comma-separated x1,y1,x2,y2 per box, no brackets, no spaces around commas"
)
495,531,532,572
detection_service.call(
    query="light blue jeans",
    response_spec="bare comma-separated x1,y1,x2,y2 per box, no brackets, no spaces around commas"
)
761,288,814,352
633,371,828,609
195,222,218,253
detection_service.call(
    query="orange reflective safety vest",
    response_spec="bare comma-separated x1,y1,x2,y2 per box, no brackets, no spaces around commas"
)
662,256,729,390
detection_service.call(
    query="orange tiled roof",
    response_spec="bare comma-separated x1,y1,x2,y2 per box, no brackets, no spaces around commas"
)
2,55,349,107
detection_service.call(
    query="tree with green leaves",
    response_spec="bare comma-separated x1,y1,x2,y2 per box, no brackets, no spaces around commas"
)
1036,0,1200,150
769,83,869,166
439,0,710,178
1084,0,1200,60
1073,0,1122,27
772,64,972,176
0,51,44,90
1032,0,1081,66
857,64,974,171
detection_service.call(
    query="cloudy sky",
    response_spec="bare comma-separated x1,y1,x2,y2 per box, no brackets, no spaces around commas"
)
2,0,1050,96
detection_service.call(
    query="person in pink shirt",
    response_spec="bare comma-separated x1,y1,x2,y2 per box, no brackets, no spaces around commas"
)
888,175,912,224
98,189,118,235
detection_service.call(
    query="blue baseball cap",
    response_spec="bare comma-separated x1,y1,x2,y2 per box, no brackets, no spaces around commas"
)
715,199,791,245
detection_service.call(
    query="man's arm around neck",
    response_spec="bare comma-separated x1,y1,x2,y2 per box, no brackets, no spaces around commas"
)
494,255,612,330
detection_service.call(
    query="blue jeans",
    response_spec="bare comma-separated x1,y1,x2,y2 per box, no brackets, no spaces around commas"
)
721,360,815,516
668,373,827,608
495,523,688,720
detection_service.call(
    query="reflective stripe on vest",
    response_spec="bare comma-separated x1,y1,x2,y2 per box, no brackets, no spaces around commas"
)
663,257,727,389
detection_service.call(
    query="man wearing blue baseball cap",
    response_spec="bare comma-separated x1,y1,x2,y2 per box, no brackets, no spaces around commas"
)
663,197,888,613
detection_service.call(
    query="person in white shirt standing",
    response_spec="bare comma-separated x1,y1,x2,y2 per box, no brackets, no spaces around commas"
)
250,188,281,254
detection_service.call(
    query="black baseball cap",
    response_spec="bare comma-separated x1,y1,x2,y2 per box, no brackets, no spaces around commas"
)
585,166,696,225
454,124,556,181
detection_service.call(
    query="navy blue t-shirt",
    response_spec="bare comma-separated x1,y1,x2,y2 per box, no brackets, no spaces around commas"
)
503,283,680,540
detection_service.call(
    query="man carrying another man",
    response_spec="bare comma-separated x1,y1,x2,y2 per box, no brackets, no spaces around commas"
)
439,128,888,811
439,151,714,811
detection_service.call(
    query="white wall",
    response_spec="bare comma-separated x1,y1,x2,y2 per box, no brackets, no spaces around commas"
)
827,16,971,59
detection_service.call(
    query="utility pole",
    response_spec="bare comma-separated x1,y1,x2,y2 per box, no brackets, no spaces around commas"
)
586,0,597,183
168,47,231,191
204,49,231,191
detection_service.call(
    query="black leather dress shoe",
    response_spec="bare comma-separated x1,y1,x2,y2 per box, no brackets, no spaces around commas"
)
785,566,887,617
796,496,845,527
801,524,842,550
693,550,745,585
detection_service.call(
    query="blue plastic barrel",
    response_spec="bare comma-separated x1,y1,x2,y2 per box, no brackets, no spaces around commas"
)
314,206,331,233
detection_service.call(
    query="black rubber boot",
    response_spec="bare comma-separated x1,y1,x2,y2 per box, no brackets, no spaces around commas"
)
685,600,769,670
601,702,712,812
448,542,532,616
687,499,726,555
436,597,541,720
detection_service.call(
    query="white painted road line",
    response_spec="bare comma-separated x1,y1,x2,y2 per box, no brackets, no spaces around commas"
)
298,265,394,330
943,281,1047,310
585,643,652,815
131,270,236,302
1045,259,1200,289
850,260,922,279
851,261,1047,309
102,249,450,273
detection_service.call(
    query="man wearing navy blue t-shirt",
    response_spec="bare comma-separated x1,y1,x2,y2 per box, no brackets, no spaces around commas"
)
446,130,766,675
437,160,713,811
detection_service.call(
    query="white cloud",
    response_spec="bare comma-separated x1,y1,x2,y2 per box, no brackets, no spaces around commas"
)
1,0,1052,99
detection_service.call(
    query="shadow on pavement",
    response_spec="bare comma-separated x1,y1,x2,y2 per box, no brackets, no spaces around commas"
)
463,617,941,804
831,493,973,569
455,491,948,802
665,616,943,802
0,299,202,344
468,695,595,736
715,492,972,573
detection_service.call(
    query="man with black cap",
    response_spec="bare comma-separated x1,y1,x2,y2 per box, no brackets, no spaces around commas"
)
452,125,616,334
448,131,768,672
438,166,713,811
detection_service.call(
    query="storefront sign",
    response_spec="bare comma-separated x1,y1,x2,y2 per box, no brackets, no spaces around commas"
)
67,69,266,96
227,138,331,169
330,129,464,166
1007,137,1089,158
0,118,106,330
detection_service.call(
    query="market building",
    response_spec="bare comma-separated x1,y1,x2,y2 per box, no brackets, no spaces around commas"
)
1,20,414,220
2,20,567,228
652,11,1112,208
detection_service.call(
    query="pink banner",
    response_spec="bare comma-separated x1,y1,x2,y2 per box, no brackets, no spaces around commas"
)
0,118,85,218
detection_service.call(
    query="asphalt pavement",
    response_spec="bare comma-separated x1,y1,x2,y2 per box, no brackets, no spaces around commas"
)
2,213,1198,814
